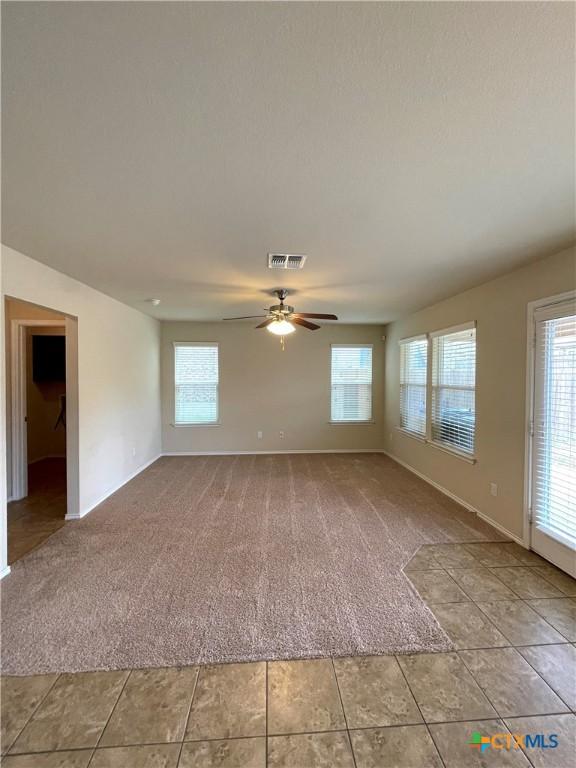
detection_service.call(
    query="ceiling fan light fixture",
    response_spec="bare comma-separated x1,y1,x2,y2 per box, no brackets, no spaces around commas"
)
267,318,295,335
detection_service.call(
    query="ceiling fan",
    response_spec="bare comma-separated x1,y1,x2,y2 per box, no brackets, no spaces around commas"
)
223,289,338,337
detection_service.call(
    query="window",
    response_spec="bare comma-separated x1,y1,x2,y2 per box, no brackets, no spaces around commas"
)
431,323,476,454
399,335,428,436
174,343,219,424
331,345,373,422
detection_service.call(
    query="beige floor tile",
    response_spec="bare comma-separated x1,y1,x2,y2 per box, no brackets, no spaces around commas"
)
505,544,548,567
10,671,128,754
404,549,443,571
489,567,563,599
1,751,93,767
407,570,470,604
90,743,180,767
459,648,569,717
268,732,354,768
528,598,576,641
350,724,443,768
504,714,576,768
397,653,496,723
533,566,576,597
429,719,531,767
463,542,524,567
268,659,346,735
100,667,198,747
475,600,566,645
429,603,508,650
185,662,265,740
421,544,477,568
333,656,422,728
179,737,266,768
1,675,59,754
518,644,576,709
447,567,517,601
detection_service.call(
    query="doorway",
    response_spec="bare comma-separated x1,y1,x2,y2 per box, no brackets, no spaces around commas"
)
5,298,79,564
526,292,576,577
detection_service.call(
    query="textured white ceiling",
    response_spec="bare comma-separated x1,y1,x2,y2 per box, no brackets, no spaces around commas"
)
2,2,574,322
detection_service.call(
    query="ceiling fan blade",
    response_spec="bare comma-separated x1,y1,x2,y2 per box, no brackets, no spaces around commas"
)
292,317,321,331
222,315,267,320
255,318,275,329
292,313,338,320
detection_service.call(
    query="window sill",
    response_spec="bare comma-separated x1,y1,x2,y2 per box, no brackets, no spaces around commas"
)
328,420,376,426
171,422,221,428
395,428,476,463
428,440,476,464
395,427,426,443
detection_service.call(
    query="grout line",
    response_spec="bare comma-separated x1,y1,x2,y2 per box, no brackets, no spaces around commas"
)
88,669,133,764
513,646,575,713
4,673,62,754
392,655,447,768
265,661,268,768
176,666,200,767
329,657,358,768
456,648,571,722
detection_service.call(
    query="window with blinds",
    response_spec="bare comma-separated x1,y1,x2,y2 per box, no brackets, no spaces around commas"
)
399,336,428,436
431,324,476,454
174,343,219,424
532,306,576,550
331,345,373,422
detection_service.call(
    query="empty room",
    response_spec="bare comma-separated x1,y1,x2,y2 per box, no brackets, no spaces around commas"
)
1,2,575,767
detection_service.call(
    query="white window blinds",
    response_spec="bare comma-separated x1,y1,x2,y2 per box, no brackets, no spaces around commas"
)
399,336,428,436
431,324,476,454
174,344,219,424
331,345,373,422
532,305,576,550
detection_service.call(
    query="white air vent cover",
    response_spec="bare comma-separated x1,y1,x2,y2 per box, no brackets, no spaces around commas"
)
268,253,307,270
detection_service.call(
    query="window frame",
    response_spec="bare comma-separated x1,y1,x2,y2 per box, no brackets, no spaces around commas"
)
398,334,428,439
330,344,374,424
173,342,220,426
429,322,477,458
397,322,477,463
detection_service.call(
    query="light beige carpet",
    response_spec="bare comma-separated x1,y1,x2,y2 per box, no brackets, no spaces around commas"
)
1,454,501,674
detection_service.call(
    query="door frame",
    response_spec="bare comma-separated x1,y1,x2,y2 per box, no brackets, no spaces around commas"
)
10,316,80,519
523,289,576,572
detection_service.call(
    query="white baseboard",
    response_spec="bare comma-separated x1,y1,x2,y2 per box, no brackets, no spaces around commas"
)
381,450,524,545
162,448,383,456
0,565,11,581
65,453,162,520
475,510,525,547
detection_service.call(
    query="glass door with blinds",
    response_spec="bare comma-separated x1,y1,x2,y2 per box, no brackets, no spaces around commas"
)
529,298,576,576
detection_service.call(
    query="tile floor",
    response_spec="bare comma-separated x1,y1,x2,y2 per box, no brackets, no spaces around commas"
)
1,542,575,767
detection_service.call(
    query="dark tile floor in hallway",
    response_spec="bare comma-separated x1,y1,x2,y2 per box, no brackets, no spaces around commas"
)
1,542,575,767
7,458,66,564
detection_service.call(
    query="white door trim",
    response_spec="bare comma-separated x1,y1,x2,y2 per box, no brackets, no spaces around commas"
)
10,320,62,499
9,317,80,519
523,289,576,561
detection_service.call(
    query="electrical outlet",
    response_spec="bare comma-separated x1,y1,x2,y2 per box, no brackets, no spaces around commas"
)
257,431,263,439
279,430,285,439
490,482,498,497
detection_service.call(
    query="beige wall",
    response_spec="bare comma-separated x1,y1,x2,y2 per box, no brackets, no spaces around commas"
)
383,245,576,541
1,245,162,520
162,322,385,453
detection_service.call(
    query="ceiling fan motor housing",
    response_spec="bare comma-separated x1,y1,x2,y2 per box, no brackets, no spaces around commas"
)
270,303,294,315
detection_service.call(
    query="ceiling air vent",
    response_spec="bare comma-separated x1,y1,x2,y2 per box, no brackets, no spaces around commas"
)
268,253,307,270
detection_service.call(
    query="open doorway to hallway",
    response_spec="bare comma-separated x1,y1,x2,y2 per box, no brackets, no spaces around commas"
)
5,298,68,563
